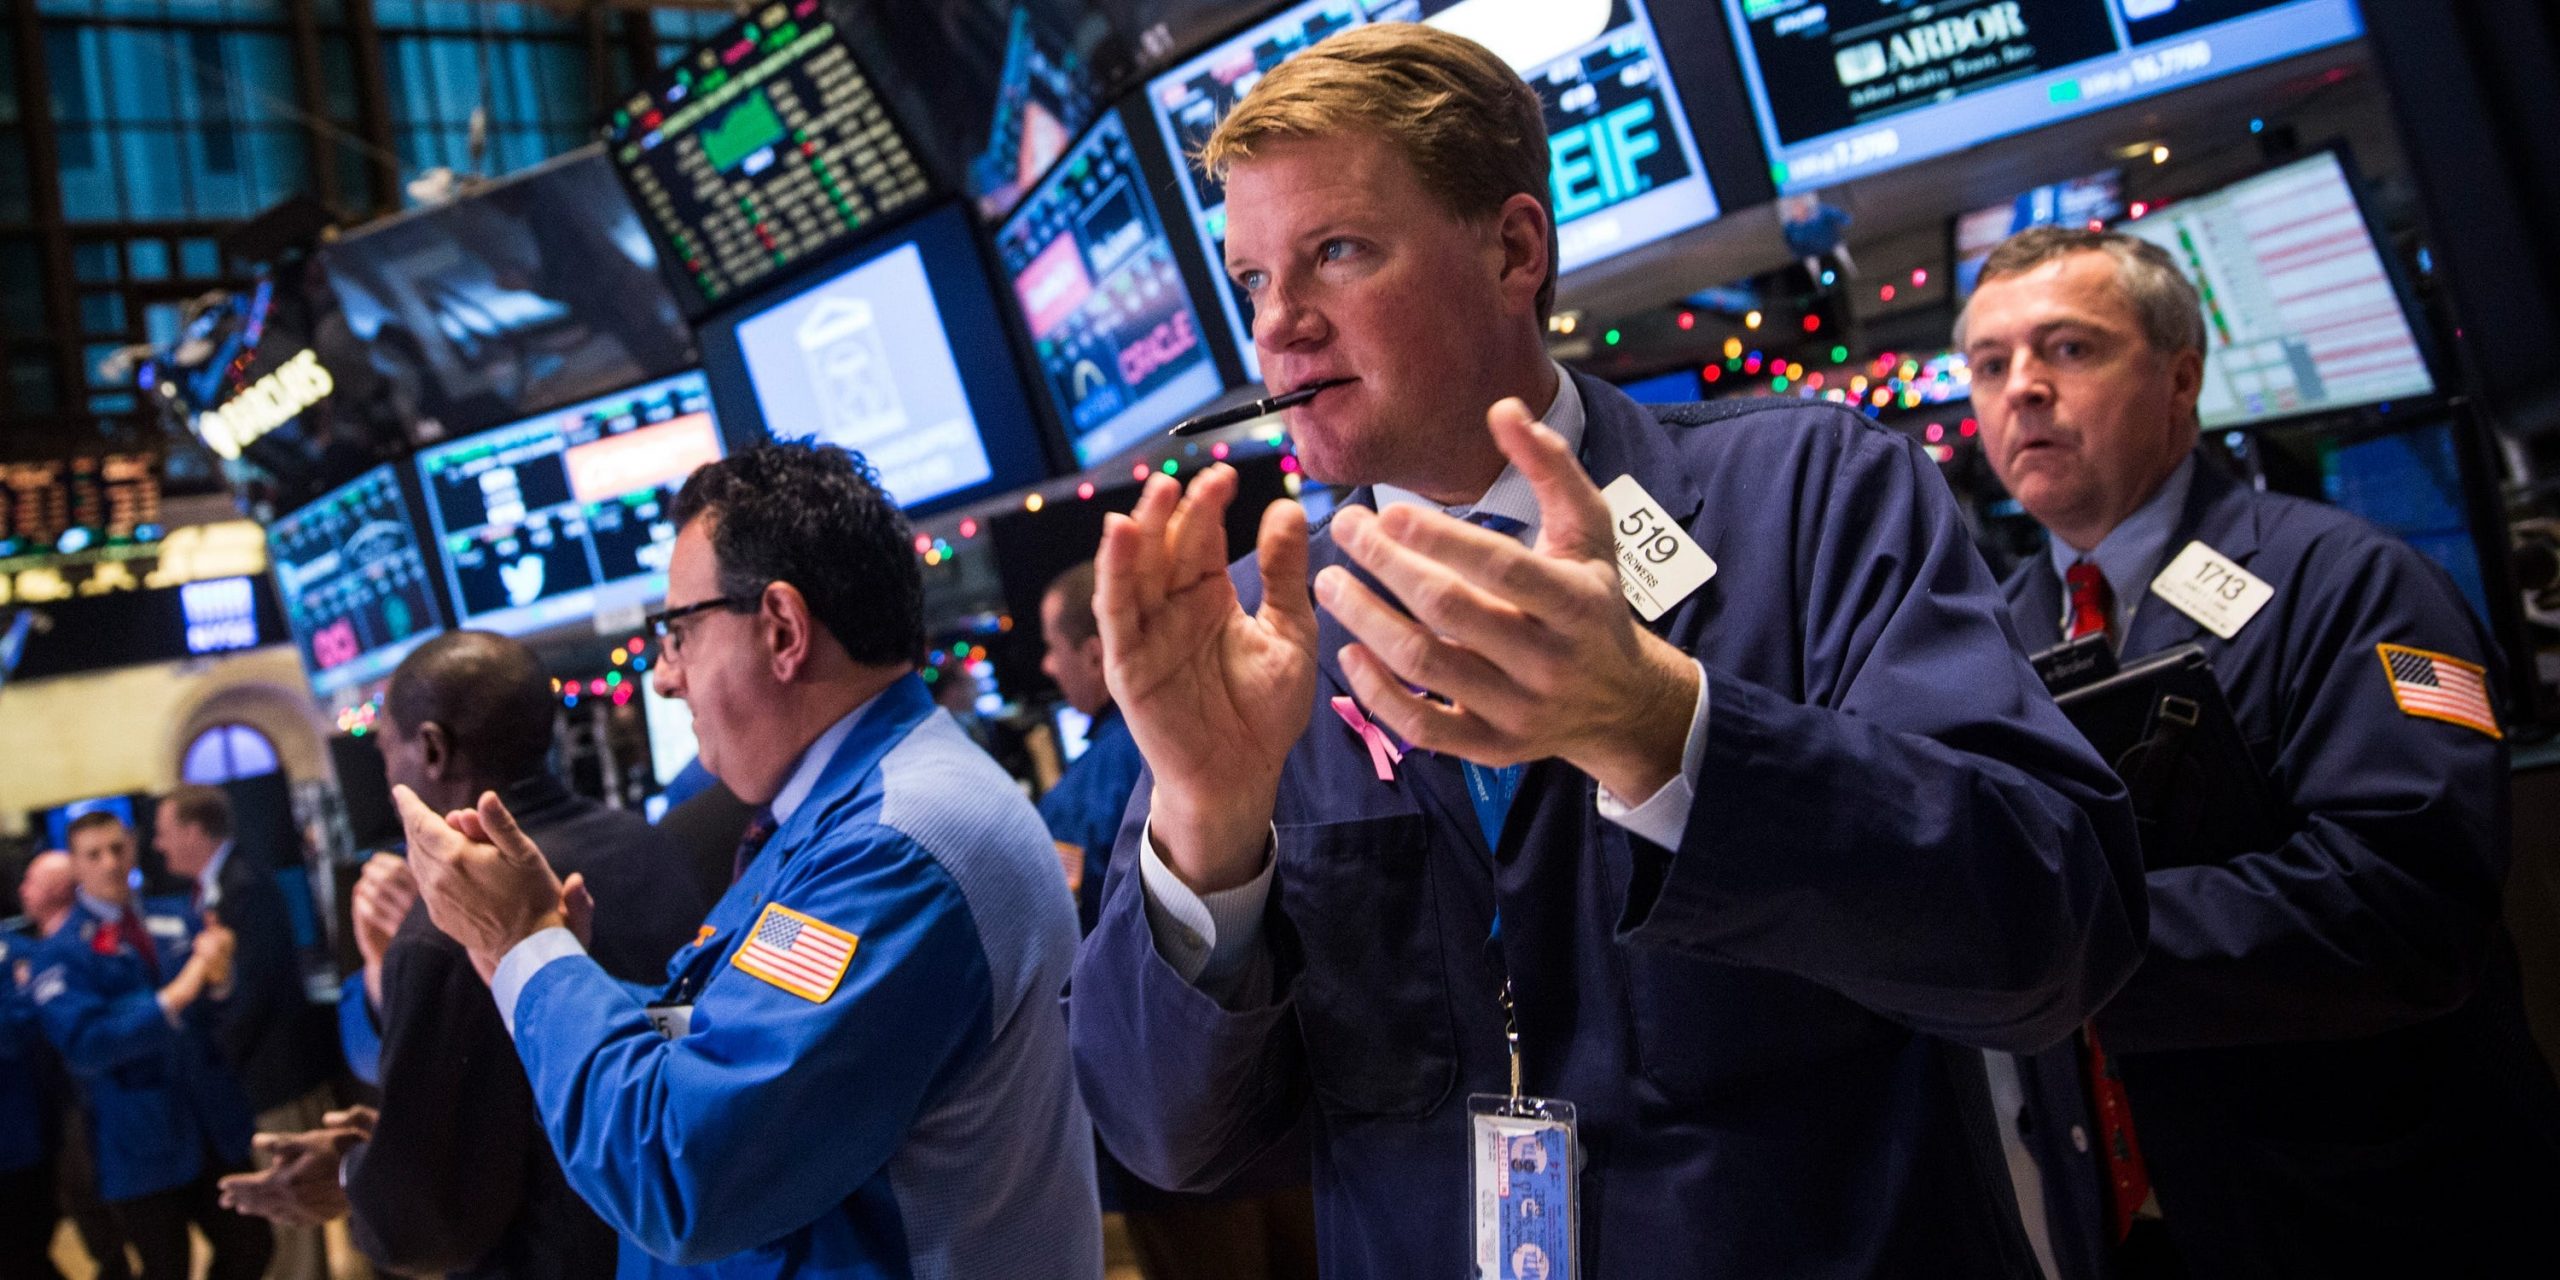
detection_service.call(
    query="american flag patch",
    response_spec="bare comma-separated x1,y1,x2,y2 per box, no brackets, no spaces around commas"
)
731,903,858,1003
2378,644,2500,739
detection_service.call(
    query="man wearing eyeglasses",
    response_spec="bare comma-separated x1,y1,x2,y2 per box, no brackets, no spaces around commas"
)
397,441,1101,1279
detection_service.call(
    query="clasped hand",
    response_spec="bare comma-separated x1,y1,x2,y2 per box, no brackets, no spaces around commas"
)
394,787,592,984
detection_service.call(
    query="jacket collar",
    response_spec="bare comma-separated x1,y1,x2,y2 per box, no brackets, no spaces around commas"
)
755,673,936,870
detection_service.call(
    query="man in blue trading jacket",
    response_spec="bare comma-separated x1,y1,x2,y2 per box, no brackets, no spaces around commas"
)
1961,225,2560,1278
1070,24,2145,1279
30,811,273,1280
399,441,1101,1279
2,917,66,1279
1039,560,1147,934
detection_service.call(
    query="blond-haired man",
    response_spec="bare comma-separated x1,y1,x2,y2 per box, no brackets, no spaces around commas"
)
1070,24,2144,1277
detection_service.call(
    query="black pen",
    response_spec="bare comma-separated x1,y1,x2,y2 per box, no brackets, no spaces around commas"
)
1166,380,1345,437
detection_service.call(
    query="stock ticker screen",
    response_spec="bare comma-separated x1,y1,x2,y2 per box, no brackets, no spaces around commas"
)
997,111,1224,467
2120,151,2436,429
606,0,934,312
1148,0,1718,380
414,371,726,639
267,465,444,696
1725,0,2365,193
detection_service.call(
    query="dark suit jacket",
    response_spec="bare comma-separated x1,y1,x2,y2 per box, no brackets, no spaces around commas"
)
209,847,339,1113
2006,452,2560,1278
1073,376,2147,1278
343,774,713,1279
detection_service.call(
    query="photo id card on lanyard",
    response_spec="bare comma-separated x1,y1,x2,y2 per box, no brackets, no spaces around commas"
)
1471,1093,1579,1280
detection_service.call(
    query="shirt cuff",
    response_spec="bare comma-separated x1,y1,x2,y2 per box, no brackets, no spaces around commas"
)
1594,659,1711,849
489,927,585,1037
1136,820,1276,994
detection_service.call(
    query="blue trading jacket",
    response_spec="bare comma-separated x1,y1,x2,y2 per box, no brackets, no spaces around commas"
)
503,674,1101,1279
2002,452,2560,1279
29,894,257,1202
1,930,51,1174
1038,704,1144,935
1071,373,2148,1278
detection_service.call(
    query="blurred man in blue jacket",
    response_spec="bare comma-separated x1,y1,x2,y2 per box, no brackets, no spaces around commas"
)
1962,226,2560,1278
30,811,271,1280
1069,23,2144,1279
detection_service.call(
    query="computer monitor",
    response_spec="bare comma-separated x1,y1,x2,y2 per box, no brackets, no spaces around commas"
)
1147,0,1724,381
996,109,1228,467
2119,151,2437,429
413,370,726,639
2320,423,2493,628
603,0,936,314
697,202,1057,514
1951,169,2125,298
1724,0,2364,194
36,793,138,853
266,464,445,696
640,677,700,788
318,148,693,437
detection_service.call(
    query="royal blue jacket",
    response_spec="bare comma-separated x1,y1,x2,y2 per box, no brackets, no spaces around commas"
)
0,929,52,1175
1038,705,1143,935
2003,452,2560,1279
1071,375,2147,1278
30,895,257,1202
500,675,1101,1278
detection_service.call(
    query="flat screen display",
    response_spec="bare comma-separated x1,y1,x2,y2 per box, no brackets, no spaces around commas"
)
414,371,726,639
267,464,445,695
605,0,936,312
1951,169,2124,296
319,148,693,437
699,202,1056,515
2119,152,2435,428
1725,0,2364,194
2320,423,2490,627
1147,0,1722,380
997,110,1225,467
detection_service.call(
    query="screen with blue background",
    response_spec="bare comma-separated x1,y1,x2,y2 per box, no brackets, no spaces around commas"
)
1147,0,1721,383
267,464,445,696
2322,424,2492,628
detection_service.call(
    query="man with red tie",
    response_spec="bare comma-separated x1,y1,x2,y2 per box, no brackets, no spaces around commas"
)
1962,225,2560,1278
28,811,271,1280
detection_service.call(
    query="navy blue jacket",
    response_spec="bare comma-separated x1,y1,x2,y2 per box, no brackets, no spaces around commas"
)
30,895,258,1202
1039,705,1143,935
1071,376,2147,1278
2004,452,2560,1278
0,930,50,1174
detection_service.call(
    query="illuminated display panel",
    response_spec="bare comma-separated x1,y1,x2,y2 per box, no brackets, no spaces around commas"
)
2119,151,2434,429
606,0,934,312
997,110,1224,466
1724,0,2364,194
1147,0,1721,381
1950,169,2124,297
415,371,726,639
267,465,444,696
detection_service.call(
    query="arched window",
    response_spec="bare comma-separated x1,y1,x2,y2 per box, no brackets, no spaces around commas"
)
181,723,280,785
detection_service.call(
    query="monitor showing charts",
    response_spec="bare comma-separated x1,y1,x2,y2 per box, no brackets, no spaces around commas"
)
266,464,445,696
997,110,1226,466
699,202,1055,514
1951,169,2125,296
414,371,726,639
1726,0,2364,194
1147,0,1722,381
2119,151,2435,428
604,0,936,313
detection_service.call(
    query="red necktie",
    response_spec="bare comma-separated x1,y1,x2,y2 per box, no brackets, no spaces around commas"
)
2065,561,2150,1235
118,907,161,984
2065,559,2115,644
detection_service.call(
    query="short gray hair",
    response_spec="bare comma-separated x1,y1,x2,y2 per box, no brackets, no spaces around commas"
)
1953,225,2207,357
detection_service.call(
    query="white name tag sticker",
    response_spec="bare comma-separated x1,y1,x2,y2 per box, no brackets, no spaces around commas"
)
2149,540,2274,639
1600,475,1715,622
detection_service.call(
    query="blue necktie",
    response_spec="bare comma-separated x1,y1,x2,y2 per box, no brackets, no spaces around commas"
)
1458,511,1529,854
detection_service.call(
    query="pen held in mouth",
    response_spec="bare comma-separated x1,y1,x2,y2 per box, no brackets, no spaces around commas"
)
1166,379,1350,437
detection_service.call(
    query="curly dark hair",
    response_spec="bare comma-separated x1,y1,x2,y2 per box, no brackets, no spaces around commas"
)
671,440,922,668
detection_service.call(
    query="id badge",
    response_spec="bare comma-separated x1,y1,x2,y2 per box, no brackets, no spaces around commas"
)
643,1001,693,1039
1470,1094,1578,1280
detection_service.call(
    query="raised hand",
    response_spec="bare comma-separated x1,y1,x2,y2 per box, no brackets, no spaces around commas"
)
191,915,237,991
1318,398,1698,803
1096,464,1319,893
395,786,567,983
352,853,416,1009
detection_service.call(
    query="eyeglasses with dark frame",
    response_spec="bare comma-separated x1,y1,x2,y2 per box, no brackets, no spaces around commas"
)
643,593,758,660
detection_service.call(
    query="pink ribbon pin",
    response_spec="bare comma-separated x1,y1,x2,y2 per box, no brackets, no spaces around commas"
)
1331,696,1403,782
